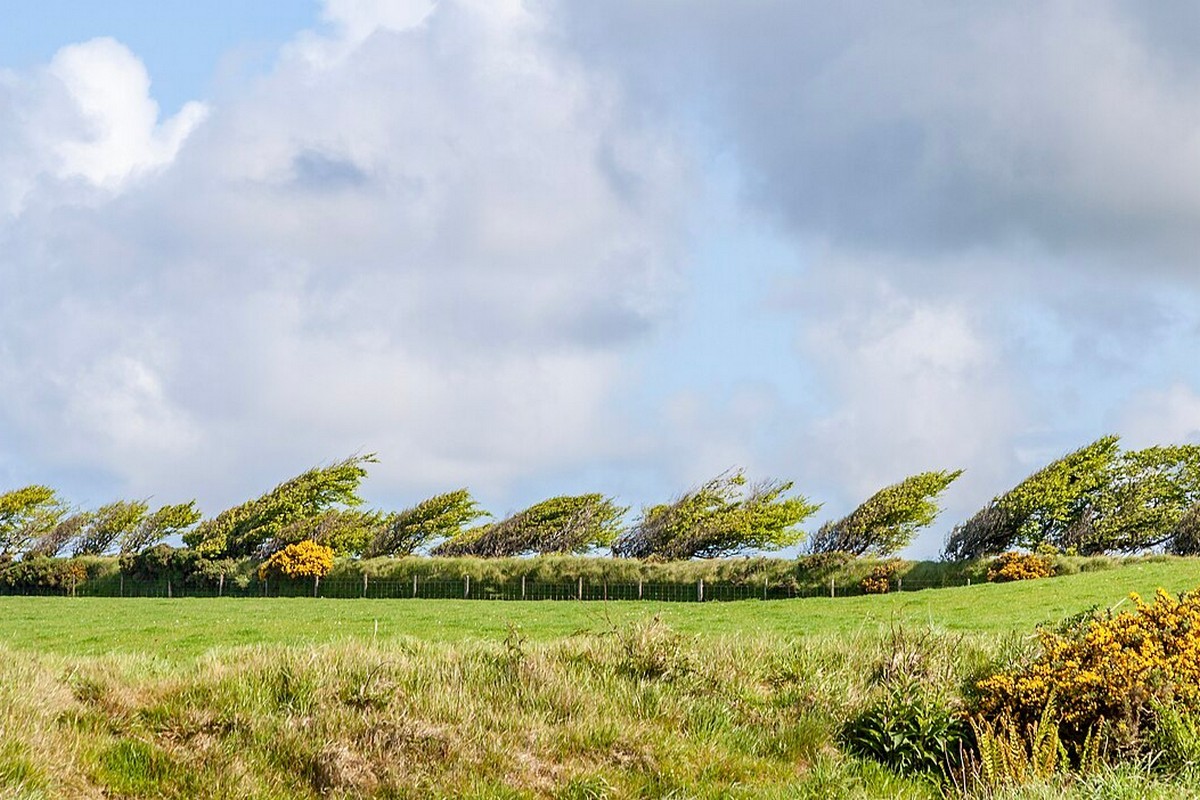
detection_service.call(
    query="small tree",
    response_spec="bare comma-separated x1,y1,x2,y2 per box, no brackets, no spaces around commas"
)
810,470,962,557
0,486,67,559
366,489,489,557
944,437,1119,560
185,455,375,557
434,494,625,557
72,500,150,556
119,501,202,554
612,470,819,560
26,512,90,558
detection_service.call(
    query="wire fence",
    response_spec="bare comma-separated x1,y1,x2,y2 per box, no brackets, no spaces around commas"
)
0,574,980,601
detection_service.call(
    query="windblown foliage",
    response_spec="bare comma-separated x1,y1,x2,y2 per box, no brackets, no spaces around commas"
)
184,455,375,557
365,489,488,557
612,470,819,560
120,501,202,554
944,437,1200,559
72,500,150,556
273,509,391,557
810,470,962,556
0,485,66,559
434,494,625,557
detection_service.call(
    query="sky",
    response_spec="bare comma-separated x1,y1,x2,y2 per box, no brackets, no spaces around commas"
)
3,0,1200,557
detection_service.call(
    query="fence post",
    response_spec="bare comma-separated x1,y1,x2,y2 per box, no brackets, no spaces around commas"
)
829,577,834,598
413,574,418,598
167,579,173,599
521,575,526,600
897,576,902,593
120,574,124,598
603,579,608,602
763,576,768,601
578,576,583,601
638,579,643,600
697,579,704,602
314,575,320,598
218,573,225,597
967,578,971,587
362,573,368,598
464,575,470,598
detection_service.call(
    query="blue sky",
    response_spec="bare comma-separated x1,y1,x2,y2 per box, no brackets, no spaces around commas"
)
4,1,1200,557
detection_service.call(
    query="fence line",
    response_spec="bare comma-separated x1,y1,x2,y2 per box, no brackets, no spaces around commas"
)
0,575,976,601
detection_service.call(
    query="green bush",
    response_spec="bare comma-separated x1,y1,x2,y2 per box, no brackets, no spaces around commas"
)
842,684,968,775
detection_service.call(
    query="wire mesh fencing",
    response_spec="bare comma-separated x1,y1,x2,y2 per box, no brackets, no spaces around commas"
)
0,573,979,601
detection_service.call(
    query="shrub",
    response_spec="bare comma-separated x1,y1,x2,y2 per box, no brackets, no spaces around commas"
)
987,551,1054,582
258,541,334,581
842,683,968,775
0,555,88,590
975,587,1200,754
860,561,901,594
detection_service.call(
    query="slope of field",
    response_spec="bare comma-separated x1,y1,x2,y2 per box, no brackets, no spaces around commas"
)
2,560,1200,799
0,557,1197,659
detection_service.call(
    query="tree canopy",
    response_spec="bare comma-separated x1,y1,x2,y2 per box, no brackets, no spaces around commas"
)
184,455,375,558
944,437,1200,559
612,470,819,560
434,494,625,557
365,489,489,557
0,486,66,560
810,469,962,556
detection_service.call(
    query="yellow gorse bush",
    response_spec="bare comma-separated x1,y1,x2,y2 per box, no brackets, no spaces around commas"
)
258,540,335,580
976,586,1200,748
859,561,900,594
987,551,1054,582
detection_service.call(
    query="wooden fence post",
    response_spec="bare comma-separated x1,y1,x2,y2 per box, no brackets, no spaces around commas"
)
578,576,583,601
521,575,526,599
218,573,224,597
638,579,643,600
412,574,418,598
362,573,368,598
697,579,704,602
313,575,320,597
464,575,470,598
829,577,834,598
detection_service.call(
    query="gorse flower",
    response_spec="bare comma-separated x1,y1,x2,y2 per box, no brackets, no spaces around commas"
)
258,541,334,581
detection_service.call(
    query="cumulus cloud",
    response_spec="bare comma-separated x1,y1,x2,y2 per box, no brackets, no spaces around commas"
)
0,0,690,509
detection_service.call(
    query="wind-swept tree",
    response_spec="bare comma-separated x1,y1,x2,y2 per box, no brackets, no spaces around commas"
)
72,500,150,556
944,437,1120,560
26,512,90,558
944,437,1200,559
0,486,67,560
434,494,625,557
366,489,489,557
810,470,962,556
272,509,391,557
184,455,375,557
612,470,819,560
120,501,201,554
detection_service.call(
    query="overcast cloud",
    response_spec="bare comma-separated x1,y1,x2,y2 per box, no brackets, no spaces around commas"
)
3,1,1200,554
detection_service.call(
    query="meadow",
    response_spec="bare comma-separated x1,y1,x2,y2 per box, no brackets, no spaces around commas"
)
3,559,1200,798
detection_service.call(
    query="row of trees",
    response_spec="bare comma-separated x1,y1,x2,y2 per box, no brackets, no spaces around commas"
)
4,436,1200,565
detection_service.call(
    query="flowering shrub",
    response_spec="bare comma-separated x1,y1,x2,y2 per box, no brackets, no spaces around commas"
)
258,541,334,581
860,561,901,594
975,587,1200,751
987,551,1054,582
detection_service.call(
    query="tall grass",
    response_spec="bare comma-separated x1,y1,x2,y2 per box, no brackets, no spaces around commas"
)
4,612,1200,797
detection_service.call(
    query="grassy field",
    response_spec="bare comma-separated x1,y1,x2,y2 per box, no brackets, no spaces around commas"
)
1,556,1197,658
3,561,1200,798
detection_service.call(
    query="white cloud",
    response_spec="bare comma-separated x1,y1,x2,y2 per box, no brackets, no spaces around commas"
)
46,38,207,190
0,1,690,510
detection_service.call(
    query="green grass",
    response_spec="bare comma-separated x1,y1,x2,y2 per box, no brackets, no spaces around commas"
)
1,557,1197,659
3,559,1200,798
